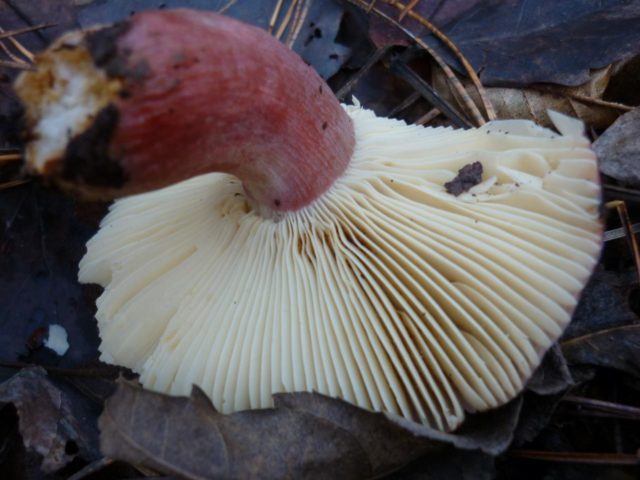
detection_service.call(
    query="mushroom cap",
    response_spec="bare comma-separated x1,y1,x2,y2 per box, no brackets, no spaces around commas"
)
79,106,602,431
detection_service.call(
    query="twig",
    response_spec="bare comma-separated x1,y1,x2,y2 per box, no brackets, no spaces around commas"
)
391,59,471,128
0,23,53,41
0,360,125,378
604,184,640,201
68,458,114,480
286,0,312,48
604,223,640,242
0,153,22,163
562,395,640,421
508,450,640,466
218,0,238,13
0,179,30,191
397,0,420,21
335,45,392,101
387,91,421,116
606,200,640,284
386,0,496,121
0,40,26,64
532,85,634,112
0,25,34,62
268,0,287,34
275,0,299,40
416,107,440,125
0,58,33,70
351,0,485,126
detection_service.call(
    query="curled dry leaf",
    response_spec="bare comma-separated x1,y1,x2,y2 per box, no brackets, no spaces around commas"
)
431,66,623,130
0,367,95,473
100,380,524,480
594,107,640,188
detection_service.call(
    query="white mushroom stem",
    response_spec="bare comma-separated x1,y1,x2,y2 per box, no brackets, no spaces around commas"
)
80,106,602,431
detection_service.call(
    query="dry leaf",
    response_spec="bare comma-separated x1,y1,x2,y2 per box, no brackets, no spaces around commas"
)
99,380,525,479
431,66,623,129
0,367,97,473
594,107,640,187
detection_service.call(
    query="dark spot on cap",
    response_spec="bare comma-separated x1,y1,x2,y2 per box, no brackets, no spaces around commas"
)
86,22,150,85
318,85,323,94
62,104,127,188
274,199,281,207
85,22,131,78
329,53,339,60
322,121,328,130
444,161,483,196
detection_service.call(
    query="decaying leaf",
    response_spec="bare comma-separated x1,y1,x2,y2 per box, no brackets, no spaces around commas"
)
431,66,623,129
100,379,526,479
0,367,96,473
594,107,640,188
370,0,640,87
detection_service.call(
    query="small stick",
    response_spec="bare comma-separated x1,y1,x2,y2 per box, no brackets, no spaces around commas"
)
286,0,312,48
508,449,640,466
0,59,33,70
0,179,29,191
0,23,54,40
604,223,640,242
67,458,114,480
387,91,421,116
607,200,640,284
268,0,286,34
562,395,640,420
336,45,392,101
0,40,29,64
0,360,126,378
275,0,299,40
416,107,440,125
0,153,22,163
604,184,640,200
391,58,472,128
0,26,34,62
217,0,238,14
397,0,420,21
531,85,634,112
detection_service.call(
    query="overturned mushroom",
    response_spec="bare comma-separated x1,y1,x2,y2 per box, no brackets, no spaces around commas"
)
15,10,602,431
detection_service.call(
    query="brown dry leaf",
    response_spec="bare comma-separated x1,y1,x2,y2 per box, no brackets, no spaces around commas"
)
0,367,96,473
99,379,524,479
431,65,625,129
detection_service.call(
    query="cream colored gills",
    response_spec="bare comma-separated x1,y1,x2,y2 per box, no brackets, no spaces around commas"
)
79,105,602,432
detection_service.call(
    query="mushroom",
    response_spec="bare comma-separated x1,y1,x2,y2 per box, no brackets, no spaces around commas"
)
14,9,602,431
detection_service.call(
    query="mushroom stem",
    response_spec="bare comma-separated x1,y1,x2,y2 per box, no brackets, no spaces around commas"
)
15,10,355,213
